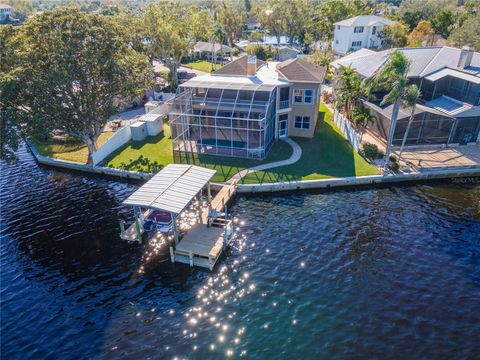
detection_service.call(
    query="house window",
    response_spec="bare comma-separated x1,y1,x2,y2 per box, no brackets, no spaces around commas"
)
372,26,376,35
351,41,362,47
294,116,310,129
354,26,364,33
335,40,339,44
293,89,303,103
337,25,340,30
304,89,313,104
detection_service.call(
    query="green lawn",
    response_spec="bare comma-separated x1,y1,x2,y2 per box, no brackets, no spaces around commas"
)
185,60,222,73
102,105,379,183
102,122,173,172
177,141,293,183
34,131,114,164
241,104,380,183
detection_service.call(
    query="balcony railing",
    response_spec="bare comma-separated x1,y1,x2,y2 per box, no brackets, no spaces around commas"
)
279,100,290,109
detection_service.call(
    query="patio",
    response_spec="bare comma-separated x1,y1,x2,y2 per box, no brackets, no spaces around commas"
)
397,146,480,170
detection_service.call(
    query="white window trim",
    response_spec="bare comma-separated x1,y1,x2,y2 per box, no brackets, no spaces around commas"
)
292,89,315,105
294,115,311,129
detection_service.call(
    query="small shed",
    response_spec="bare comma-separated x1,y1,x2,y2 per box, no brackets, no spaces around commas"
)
138,113,164,136
130,121,148,141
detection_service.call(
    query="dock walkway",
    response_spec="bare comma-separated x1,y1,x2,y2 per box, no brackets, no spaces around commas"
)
172,179,238,270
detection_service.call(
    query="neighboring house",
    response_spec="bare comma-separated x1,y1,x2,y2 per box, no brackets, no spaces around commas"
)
277,46,302,62
245,16,261,31
169,55,325,159
192,41,233,61
332,15,392,55
235,36,291,51
331,46,480,146
0,3,12,23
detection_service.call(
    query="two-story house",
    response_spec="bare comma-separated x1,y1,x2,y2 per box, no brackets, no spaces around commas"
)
331,46,480,146
0,3,12,24
169,55,325,159
332,15,392,55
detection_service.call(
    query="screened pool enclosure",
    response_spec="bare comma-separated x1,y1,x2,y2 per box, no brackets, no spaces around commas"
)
169,82,277,160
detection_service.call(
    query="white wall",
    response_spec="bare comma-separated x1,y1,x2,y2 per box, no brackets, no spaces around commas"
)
333,24,385,54
92,125,132,165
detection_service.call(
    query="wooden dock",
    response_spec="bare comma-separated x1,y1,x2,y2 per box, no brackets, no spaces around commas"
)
171,179,238,270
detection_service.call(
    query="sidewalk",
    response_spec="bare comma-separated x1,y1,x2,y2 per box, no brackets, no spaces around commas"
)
231,138,302,180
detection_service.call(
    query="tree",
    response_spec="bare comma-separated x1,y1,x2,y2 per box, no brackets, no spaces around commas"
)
246,44,268,60
335,65,365,120
216,1,245,46
407,20,435,47
398,85,421,162
397,0,456,30
448,14,480,50
259,0,284,44
369,50,416,173
143,3,213,89
0,8,153,162
378,22,408,48
352,104,375,143
431,8,454,38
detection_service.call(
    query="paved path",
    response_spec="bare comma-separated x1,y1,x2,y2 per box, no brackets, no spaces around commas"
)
232,137,302,180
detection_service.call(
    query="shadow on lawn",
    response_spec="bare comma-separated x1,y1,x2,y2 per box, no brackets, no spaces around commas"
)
241,111,364,183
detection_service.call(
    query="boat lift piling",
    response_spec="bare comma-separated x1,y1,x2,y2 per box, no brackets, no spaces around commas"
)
120,164,237,270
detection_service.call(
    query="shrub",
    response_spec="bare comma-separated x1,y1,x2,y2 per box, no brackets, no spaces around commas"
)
362,142,381,160
232,47,240,56
389,154,400,171
321,90,333,104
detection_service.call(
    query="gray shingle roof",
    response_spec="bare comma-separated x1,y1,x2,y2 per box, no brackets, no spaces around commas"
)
331,46,480,79
194,41,233,54
334,15,393,27
276,58,325,82
212,56,266,76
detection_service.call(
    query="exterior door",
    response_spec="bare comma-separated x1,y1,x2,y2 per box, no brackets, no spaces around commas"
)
279,114,288,138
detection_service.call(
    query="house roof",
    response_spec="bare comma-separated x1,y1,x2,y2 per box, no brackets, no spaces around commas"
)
363,99,449,121
123,164,216,214
0,3,12,9
425,96,479,117
276,58,325,83
331,46,480,78
246,16,260,26
334,15,392,27
212,55,266,76
181,60,289,91
193,41,233,54
425,67,480,84
278,46,301,53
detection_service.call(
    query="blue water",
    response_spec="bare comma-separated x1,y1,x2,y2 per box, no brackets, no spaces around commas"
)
1,142,480,359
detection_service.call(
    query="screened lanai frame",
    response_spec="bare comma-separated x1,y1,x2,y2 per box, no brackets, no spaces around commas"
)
169,81,277,161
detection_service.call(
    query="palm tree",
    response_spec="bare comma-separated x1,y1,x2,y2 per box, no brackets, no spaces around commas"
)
398,85,421,163
370,50,415,174
335,65,365,120
353,104,376,143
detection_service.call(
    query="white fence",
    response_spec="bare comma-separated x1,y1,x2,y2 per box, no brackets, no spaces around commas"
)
333,109,361,152
92,125,132,165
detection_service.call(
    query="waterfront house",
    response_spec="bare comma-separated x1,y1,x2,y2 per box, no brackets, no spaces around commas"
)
169,55,325,159
331,46,480,146
332,15,392,55
0,3,12,24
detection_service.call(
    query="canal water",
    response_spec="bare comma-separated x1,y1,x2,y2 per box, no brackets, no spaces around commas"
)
1,142,480,359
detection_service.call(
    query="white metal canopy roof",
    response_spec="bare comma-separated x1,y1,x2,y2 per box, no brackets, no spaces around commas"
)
123,164,216,214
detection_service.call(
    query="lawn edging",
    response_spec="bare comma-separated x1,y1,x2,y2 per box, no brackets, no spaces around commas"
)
26,139,154,180
234,167,480,193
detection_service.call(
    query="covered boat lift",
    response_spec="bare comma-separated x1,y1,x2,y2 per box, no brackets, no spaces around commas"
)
121,163,237,270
